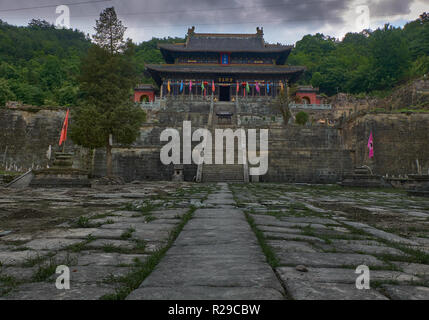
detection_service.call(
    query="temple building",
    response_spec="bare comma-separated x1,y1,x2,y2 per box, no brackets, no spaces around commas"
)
145,27,305,102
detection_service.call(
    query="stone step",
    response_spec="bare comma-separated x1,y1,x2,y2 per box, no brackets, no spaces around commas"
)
202,164,244,182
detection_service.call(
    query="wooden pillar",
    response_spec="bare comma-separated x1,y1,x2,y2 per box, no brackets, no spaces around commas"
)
160,82,163,99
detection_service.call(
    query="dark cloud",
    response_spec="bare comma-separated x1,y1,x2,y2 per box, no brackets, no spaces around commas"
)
369,0,414,17
0,0,425,42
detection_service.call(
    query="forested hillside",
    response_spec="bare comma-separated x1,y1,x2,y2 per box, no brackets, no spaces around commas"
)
0,13,428,106
0,19,90,106
289,12,429,96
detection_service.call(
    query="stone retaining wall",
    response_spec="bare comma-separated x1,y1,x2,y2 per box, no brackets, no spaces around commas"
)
1,106,428,182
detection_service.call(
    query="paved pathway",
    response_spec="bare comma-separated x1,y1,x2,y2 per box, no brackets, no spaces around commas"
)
128,183,284,299
2,182,429,300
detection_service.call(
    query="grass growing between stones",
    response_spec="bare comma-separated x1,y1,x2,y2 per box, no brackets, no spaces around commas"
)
245,212,279,268
0,274,21,297
66,235,95,253
32,253,78,282
21,253,51,268
100,239,147,255
99,205,197,300
376,242,429,265
120,228,135,240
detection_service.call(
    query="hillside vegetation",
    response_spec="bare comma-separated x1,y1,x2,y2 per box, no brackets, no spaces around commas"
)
0,13,428,106
289,13,429,96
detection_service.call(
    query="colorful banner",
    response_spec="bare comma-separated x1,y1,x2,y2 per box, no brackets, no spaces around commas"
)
59,109,69,146
368,132,374,158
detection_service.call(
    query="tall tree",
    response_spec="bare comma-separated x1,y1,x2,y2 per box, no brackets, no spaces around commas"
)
272,87,293,126
93,7,126,54
70,7,145,176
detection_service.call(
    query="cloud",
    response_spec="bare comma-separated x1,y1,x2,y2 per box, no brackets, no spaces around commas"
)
0,0,427,43
369,0,414,17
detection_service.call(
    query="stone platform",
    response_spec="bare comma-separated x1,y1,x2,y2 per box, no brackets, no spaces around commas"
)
1,182,429,300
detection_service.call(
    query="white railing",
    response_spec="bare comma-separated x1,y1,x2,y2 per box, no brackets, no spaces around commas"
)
138,98,165,110
290,103,332,110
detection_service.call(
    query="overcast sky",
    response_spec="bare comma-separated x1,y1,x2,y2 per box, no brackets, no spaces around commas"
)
0,0,428,44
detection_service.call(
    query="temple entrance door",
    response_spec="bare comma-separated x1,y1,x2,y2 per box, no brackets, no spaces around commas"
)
219,85,230,101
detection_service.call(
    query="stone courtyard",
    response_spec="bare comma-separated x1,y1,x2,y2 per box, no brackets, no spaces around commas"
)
1,182,429,300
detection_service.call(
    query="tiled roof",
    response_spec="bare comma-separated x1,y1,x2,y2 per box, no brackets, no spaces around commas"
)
158,27,291,53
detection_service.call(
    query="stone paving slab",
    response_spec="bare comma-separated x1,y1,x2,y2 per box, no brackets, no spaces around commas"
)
22,238,83,251
267,240,318,253
280,217,339,225
276,252,385,268
258,225,302,234
91,228,128,239
149,209,188,219
0,250,46,266
263,231,325,242
74,251,148,266
393,262,429,277
172,229,254,246
49,265,131,283
1,266,37,281
283,280,389,300
342,221,418,245
316,241,407,256
42,228,99,239
250,215,328,229
276,267,420,284
141,255,280,288
1,282,115,300
86,239,136,250
168,243,267,259
132,230,171,242
382,285,429,300
127,286,284,300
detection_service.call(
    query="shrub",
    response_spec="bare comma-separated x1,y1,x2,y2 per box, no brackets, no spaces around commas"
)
295,111,309,125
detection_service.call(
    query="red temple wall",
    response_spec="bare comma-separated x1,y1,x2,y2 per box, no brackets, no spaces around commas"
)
296,92,320,104
134,90,155,102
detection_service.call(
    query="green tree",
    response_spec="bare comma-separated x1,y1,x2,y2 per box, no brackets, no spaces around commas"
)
295,111,309,125
368,24,411,90
0,78,15,106
93,7,126,54
272,89,292,125
70,7,146,176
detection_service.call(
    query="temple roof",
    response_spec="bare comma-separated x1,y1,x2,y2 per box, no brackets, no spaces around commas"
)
145,63,305,85
158,27,293,63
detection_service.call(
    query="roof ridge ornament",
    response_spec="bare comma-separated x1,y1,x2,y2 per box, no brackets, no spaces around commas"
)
256,27,264,36
188,26,196,36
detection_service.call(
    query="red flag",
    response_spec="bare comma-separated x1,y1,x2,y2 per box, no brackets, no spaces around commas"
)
236,81,239,93
212,80,215,92
59,109,69,146
367,132,374,158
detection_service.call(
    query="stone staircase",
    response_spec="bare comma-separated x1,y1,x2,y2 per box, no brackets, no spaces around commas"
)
199,101,248,182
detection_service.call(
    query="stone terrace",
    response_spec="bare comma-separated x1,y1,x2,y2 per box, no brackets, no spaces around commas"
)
1,182,429,300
